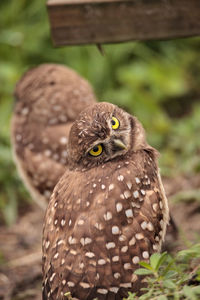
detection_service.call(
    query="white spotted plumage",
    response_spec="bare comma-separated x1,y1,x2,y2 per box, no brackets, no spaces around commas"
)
42,102,169,300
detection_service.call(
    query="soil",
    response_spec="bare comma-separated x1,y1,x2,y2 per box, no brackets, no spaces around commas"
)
0,175,200,300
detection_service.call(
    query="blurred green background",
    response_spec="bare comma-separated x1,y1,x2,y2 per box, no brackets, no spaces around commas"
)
0,0,200,225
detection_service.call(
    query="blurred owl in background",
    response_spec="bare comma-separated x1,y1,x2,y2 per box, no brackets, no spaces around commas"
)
11,64,96,208
42,102,169,299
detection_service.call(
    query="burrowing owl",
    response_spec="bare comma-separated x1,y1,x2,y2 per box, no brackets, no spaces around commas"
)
42,102,169,299
11,64,96,208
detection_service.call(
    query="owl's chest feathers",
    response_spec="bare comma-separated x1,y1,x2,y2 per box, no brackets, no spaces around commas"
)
52,149,165,230
46,149,167,282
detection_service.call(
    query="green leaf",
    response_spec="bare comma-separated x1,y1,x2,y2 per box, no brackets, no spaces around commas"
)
155,252,168,271
183,285,196,300
64,292,73,300
178,244,200,259
134,268,153,276
161,257,176,277
164,270,177,279
193,286,200,294
150,253,161,270
163,279,176,289
139,261,153,271
124,292,137,299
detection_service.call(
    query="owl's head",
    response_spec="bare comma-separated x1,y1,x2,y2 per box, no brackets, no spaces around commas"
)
68,102,148,168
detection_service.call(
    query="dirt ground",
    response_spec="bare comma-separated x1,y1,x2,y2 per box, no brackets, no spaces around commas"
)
0,175,200,300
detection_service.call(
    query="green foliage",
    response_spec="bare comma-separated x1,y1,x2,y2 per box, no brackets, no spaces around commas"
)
0,95,29,225
126,245,200,300
0,0,200,223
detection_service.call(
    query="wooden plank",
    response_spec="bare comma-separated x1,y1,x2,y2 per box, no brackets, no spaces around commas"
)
47,0,200,46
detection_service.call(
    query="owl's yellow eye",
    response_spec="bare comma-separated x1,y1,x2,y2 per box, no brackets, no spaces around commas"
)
89,144,103,157
111,116,120,130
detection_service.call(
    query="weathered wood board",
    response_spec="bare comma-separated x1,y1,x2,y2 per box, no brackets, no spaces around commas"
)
47,0,200,46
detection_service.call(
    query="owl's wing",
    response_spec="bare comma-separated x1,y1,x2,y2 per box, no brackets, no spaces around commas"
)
14,148,66,209
42,151,169,300
11,64,96,206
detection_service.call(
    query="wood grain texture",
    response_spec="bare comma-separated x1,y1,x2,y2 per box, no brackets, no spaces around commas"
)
47,0,200,46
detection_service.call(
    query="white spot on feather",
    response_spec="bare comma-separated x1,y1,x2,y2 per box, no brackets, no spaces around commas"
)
133,191,139,198
141,221,147,230
85,252,95,258
135,177,141,184
117,175,124,181
121,246,128,253
112,226,120,235
22,107,29,115
124,263,131,270
147,222,154,231
109,287,119,293
127,181,132,190
98,259,106,265
114,272,120,279
61,219,66,227
132,256,140,264
135,233,144,240
104,211,112,221
50,273,56,282
68,236,77,245
120,283,132,288
112,256,119,262
45,241,50,249
129,237,136,246
106,242,116,249
124,190,131,199
116,202,123,212
97,288,108,294
109,184,114,191
80,282,90,289
152,203,158,212
142,251,149,259
125,209,133,218
78,219,84,225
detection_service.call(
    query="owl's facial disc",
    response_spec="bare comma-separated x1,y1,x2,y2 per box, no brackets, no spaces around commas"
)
86,113,131,161
68,102,135,167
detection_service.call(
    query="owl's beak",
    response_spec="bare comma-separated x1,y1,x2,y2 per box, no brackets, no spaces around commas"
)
113,139,127,150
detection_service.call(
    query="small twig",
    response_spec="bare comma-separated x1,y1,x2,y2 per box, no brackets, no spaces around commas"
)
96,44,105,56
188,263,200,279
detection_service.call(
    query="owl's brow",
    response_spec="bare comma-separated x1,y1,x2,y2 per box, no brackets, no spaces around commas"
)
94,109,112,119
92,115,110,132
79,128,89,136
